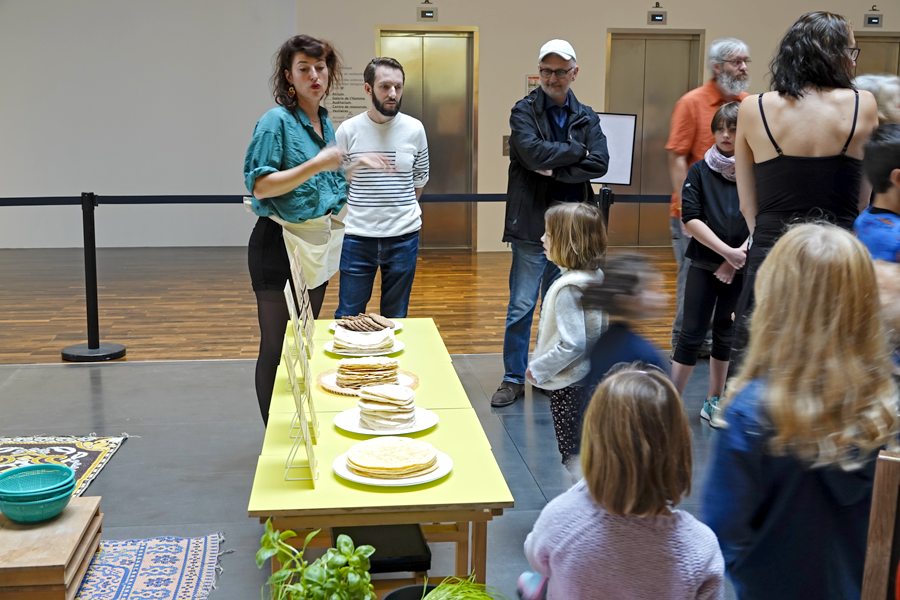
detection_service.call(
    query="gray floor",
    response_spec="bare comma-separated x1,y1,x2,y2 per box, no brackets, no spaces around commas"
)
0,355,732,599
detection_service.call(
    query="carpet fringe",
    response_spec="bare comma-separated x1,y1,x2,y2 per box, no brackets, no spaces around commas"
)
205,532,235,596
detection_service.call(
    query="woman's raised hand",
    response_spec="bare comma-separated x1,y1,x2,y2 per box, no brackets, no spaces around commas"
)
315,145,347,172
354,153,395,172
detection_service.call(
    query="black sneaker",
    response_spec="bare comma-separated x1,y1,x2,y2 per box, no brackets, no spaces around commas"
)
491,381,524,407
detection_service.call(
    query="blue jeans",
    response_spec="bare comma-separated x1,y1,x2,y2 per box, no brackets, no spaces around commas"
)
335,232,419,319
502,241,561,384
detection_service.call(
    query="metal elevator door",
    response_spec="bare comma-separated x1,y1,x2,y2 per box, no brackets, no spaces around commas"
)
855,35,900,76
380,32,475,249
605,33,702,245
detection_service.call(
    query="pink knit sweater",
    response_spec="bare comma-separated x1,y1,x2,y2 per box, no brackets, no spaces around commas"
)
524,481,724,600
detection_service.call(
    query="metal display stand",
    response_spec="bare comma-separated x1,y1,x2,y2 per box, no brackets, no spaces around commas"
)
61,192,126,362
281,336,317,483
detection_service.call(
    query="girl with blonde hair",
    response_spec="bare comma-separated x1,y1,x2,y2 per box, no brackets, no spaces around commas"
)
703,223,899,600
524,365,724,599
525,202,607,476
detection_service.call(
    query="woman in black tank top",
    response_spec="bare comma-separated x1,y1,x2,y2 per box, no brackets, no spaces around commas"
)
728,11,878,376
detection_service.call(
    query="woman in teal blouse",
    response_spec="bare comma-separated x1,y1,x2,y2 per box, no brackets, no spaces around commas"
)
244,34,348,424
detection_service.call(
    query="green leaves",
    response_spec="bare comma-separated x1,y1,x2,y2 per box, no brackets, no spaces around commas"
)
258,519,376,600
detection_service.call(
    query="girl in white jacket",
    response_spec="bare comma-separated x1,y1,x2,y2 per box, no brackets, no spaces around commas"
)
526,202,607,476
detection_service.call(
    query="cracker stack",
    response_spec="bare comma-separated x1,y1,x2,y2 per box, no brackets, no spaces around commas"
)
346,437,438,479
332,328,395,354
337,313,395,332
335,357,399,389
357,384,416,430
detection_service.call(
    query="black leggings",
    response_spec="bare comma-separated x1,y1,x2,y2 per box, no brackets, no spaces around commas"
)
673,265,744,366
254,283,327,425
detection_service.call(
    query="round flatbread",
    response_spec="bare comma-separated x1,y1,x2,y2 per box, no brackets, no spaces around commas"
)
346,437,437,479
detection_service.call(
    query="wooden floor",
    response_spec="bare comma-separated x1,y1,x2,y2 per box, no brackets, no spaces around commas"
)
0,246,677,364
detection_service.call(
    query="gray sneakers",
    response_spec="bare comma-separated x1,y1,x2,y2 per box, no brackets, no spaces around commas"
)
491,381,524,407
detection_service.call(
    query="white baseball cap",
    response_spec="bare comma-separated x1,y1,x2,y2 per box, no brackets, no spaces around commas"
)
538,39,577,62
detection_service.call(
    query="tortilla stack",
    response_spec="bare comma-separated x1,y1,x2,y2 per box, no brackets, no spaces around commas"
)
333,328,395,354
346,437,439,479
358,384,416,430
336,357,399,389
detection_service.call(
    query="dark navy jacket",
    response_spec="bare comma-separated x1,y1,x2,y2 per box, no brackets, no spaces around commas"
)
702,379,878,600
503,87,609,244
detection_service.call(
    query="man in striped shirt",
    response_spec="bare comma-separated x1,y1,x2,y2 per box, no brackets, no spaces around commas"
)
335,57,430,319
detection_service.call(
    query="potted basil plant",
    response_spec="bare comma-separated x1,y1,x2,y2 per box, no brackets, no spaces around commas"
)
256,518,376,600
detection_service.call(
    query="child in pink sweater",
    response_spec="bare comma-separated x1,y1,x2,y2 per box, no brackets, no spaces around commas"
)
523,365,724,600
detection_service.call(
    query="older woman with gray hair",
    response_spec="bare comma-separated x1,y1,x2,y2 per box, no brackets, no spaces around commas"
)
854,74,900,124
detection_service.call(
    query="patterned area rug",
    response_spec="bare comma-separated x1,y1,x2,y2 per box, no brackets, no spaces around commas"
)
75,534,221,600
0,435,126,496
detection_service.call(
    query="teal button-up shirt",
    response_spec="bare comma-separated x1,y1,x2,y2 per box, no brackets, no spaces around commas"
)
244,106,347,223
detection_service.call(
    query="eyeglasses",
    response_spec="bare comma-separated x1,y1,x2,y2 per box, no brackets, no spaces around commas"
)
539,67,575,79
845,47,861,61
722,59,751,66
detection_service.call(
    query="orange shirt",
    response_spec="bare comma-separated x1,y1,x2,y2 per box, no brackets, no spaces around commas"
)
665,79,748,217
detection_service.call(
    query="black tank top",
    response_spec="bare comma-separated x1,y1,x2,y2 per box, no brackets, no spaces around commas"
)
752,91,862,251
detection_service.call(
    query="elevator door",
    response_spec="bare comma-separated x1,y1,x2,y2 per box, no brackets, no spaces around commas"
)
380,32,475,249
855,35,900,76
605,33,702,245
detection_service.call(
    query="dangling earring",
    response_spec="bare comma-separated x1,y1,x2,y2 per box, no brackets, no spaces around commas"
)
288,85,295,97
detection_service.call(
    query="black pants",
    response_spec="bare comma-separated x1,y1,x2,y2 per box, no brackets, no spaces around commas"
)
674,265,744,366
728,247,767,377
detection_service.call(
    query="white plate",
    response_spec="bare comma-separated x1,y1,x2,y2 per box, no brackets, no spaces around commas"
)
324,340,405,357
333,407,439,436
329,320,403,332
320,372,415,389
332,451,453,487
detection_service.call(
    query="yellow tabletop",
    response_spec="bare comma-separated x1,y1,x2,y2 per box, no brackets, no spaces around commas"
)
271,319,471,414
249,410,513,516
261,408,492,458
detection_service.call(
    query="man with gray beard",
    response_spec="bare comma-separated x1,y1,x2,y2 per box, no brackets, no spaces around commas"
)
666,38,750,357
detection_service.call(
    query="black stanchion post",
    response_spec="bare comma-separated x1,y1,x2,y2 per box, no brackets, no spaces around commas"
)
61,192,126,362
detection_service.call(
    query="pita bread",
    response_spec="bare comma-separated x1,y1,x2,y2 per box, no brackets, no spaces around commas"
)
346,437,437,478
336,357,399,388
333,328,394,353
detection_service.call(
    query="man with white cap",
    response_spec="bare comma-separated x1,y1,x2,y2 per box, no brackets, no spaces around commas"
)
492,39,609,407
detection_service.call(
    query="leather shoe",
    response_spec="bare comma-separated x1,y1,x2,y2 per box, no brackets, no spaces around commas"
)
491,381,524,407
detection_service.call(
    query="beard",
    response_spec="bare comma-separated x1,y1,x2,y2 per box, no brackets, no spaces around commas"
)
718,72,750,96
373,94,401,117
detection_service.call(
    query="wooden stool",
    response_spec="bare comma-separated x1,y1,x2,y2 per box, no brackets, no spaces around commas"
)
0,496,103,600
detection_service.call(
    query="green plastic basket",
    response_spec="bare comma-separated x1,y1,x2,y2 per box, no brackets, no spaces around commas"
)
0,465,75,497
0,486,74,523
0,479,76,503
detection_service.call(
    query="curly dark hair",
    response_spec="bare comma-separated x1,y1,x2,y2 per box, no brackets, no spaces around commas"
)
769,11,854,99
271,35,343,118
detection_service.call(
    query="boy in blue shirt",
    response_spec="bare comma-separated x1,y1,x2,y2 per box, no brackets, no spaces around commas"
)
855,123,900,262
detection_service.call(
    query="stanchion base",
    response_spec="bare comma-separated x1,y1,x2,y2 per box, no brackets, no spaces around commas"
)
61,342,126,362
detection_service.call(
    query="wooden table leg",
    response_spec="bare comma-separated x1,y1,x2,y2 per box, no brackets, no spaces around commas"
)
471,520,487,584
455,522,470,577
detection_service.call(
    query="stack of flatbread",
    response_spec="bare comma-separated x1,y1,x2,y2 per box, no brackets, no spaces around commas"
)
337,314,395,332
333,328,395,354
335,357,399,389
358,384,416,430
346,437,438,479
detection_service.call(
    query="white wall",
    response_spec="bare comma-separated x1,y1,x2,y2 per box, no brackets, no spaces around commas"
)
2,0,898,249
307,0,900,251
0,0,296,247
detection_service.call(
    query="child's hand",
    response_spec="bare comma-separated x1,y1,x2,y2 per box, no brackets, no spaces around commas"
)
525,367,538,385
714,262,736,284
722,246,747,270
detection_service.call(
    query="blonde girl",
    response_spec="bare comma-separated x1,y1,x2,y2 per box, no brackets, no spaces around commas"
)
525,202,607,475
525,366,724,599
702,223,899,600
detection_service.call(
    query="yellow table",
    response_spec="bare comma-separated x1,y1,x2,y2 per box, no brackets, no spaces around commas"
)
271,319,469,414
251,318,514,591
